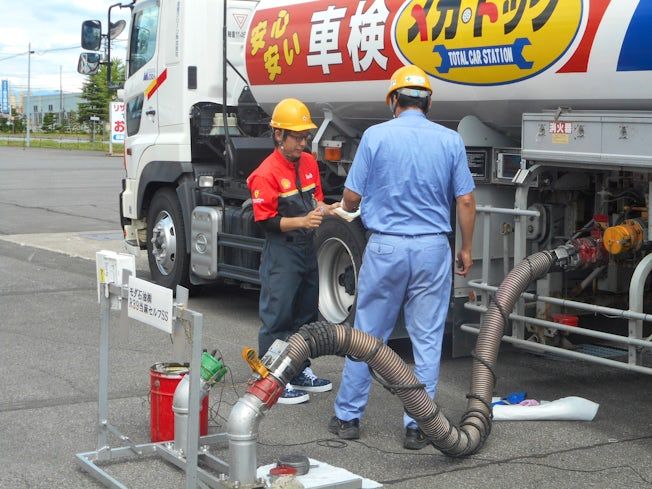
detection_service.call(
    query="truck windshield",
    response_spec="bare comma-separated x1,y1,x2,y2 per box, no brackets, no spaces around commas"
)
128,3,159,77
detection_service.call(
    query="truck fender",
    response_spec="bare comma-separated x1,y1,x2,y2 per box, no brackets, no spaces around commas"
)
137,160,193,219
175,173,197,253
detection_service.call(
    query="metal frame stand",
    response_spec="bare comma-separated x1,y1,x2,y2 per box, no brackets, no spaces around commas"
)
75,281,233,489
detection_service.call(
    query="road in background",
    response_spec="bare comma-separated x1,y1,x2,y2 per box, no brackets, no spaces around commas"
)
0,147,122,234
0,147,650,488
0,146,146,268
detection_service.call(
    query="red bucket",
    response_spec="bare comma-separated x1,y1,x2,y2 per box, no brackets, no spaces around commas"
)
552,313,579,327
150,363,209,442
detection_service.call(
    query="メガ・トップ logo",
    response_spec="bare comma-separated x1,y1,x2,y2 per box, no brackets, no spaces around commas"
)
393,0,582,85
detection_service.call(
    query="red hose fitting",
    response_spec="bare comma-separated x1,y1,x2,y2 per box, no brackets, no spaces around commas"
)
247,376,284,408
571,237,607,267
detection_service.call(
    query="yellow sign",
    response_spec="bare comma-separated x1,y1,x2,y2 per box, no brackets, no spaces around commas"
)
393,0,582,85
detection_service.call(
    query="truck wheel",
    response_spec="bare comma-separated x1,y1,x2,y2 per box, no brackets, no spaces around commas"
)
147,188,190,289
315,217,367,325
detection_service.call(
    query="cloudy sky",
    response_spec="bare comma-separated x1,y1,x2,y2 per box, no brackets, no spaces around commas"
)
0,0,129,94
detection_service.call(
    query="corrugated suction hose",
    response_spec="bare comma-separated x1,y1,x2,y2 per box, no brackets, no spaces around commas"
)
283,251,556,456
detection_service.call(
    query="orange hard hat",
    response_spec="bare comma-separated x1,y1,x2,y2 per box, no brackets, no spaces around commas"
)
270,98,317,131
386,65,432,105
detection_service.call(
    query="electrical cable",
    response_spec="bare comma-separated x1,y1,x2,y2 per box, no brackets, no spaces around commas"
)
207,356,244,428
379,434,652,485
0,52,29,63
0,45,80,62
259,434,651,485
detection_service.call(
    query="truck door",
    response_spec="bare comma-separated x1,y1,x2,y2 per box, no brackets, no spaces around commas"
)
124,0,161,178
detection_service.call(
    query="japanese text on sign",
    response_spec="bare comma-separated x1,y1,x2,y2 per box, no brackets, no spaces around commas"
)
393,0,579,85
247,0,392,83
406,0,559,43
110,101,126,143
127,276,173,333
549,122,572,134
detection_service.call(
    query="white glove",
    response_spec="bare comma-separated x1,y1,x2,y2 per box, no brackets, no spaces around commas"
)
333,201,360,222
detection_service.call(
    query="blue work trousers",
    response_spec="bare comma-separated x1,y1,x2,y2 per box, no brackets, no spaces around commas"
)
334,233,452,428
258,235,319,359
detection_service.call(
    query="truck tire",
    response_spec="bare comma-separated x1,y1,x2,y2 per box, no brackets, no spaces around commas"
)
147,188,190,289
315,216,367,325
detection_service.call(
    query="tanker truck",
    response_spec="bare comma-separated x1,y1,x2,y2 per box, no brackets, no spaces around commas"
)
78,0,652,372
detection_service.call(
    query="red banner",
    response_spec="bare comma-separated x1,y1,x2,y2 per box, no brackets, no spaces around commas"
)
246,0,405,85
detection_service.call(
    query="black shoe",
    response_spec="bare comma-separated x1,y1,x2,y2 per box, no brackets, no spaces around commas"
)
403,427,429,450
328,416,360,440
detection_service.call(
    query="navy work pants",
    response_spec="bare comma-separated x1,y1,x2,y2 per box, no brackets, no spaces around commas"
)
258,234,319,360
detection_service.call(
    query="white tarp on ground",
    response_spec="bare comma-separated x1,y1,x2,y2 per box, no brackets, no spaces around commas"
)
492,396,599,421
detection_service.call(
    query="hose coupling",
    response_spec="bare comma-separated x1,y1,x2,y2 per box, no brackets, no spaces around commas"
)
246,376,285,408
552,243,580,270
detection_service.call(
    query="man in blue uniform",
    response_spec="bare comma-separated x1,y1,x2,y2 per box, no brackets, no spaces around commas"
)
329,65,476,447
248,98,337,404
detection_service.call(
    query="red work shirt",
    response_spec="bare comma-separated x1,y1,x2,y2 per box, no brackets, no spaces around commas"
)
247,149,324,222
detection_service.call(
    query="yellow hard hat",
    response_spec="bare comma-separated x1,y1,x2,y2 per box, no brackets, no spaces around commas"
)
386,65,432,105
270,98,317,131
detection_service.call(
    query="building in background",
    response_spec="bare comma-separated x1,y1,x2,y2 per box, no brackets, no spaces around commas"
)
6,88,81,129
24,91,81,128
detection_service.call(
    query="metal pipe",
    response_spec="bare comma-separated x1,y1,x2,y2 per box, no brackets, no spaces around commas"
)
460,324,652,375
628,252,652,365
482,212,491,285
578,265,605,292
648,180,652,242
227,393,267,485
26,43,32,148
475,205,540,217
503,230,510,279
171,374,210,456
98,283,110,459
464,303,652,349
468,279,652,323
513,174,536,340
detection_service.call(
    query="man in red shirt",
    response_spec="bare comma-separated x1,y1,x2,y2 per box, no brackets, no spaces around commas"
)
247,98,337,404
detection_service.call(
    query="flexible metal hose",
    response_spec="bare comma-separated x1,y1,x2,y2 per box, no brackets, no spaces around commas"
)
283,251,556,456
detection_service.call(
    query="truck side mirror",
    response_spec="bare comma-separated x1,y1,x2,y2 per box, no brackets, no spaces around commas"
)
81,20,102,51
109,20,127,40
77,53,101,75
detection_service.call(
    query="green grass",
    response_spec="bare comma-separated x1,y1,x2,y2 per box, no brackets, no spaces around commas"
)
0,137,124,153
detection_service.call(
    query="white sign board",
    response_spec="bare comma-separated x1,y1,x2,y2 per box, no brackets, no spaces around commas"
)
110,101,126,144
96,250,136,309
127,276,174,333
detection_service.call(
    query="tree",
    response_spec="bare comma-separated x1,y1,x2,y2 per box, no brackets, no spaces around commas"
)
13,108,25,133
42,113,57,132
64,110,79,133
3,107,25,134
77,58,125,131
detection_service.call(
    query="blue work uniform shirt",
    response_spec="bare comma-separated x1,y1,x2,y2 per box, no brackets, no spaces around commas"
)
345,110,475,235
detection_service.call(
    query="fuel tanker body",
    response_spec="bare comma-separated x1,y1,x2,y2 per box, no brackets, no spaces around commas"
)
79,0,652,357
245,0,652,137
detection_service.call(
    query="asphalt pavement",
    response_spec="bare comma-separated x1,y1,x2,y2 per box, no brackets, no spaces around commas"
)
0,147,650,489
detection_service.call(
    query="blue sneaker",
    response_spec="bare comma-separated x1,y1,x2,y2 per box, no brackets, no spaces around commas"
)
277,384,309,405
290,367,332,393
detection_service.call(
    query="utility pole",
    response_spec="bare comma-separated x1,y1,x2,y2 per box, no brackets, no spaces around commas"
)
59,65,63,127
25,43,34,148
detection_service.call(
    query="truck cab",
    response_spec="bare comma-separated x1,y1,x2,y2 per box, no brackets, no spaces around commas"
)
78,0,360,328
